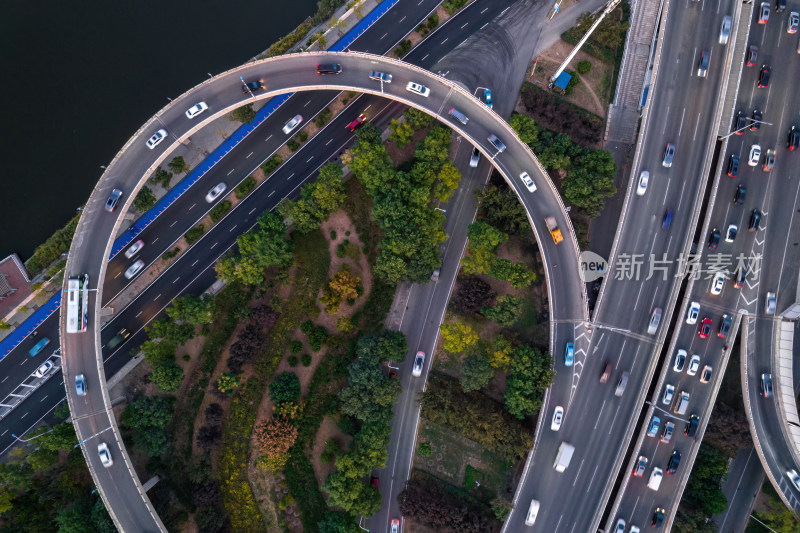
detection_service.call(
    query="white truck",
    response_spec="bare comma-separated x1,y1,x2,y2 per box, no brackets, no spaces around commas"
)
554,441,575,472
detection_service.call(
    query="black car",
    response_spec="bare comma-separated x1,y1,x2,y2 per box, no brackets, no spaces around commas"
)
708,228,720,249
776,0,786,12
667,451,681,475
735,111,747,134
727,154,739,177
758,64,771,88
685,414,699,436
316,63,342,75
746,44,758,66
719,314,732,338
241,80,264,94
734,184,747,205
734,267,747,288
749,209,762,231
750,109,762,131
788,126,800,151
762,373,773,398
652,508,665,528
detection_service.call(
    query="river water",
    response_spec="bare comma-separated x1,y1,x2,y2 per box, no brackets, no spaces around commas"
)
0,0,319,261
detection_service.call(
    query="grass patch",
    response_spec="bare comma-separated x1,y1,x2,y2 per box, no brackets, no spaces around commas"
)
417,421,508,505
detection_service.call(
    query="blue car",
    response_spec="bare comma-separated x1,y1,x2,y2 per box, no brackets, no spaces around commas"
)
484,88,493,109
28,337,50,357
647,416,661,437
75,374,87,396
662,210,673,229
564,342,575,367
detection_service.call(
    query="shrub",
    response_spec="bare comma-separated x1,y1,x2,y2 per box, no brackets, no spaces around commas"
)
235,176,257,199
150,166,173,188
290,340,303,354
261,155,282,175
329,230,337,240
150,361,184,392
394,39,412,57
577,60,592,74
267,22,311,57
184,225,205,245
320,440,340,464
337,317,354,333
230,104,256,124
168,156,189,174
564,70,581,95
287,139,300,151
417,441,432,457
301,320,315,335
25,213,80,275
298,131,308,142
288,355,299,367
309,326,328,352
162,247,181,260
443,0,469,14
209,200,231,223
269,371,301,404
301,353,312,367
133,186,156,211
314,107,333,127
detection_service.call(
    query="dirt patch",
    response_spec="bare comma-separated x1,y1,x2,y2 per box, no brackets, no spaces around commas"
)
309,416,353,490
528,40,612,118
385,126,430,166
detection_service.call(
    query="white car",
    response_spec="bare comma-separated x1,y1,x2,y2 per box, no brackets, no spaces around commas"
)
519,172,537,192
700,365,713,383
205,182,227,203
282,114,303,134
185,101,209,119
98,442,113,468
748,144,761,166
551,406,564,431
687,354,701,376
614,518,626,532
525,499,540,526
33,361,54,378
686,301,700,324
636,170,649,196
710,272,726,295
673,349,687,372
662,383,675,404
405,81,430,97
412,351,425,377
725,224,738,242
146,128,168,149
788,11,799,34
630,527,641,533
788,469,800,491
124,259,145,280
124,239,144,259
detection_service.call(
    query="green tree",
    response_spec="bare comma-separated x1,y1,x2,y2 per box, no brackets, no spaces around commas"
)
404,107,434,130
279,163,345,233
120,396,174,456
216,212,292,285
460,353,495,392
318,511,362,533
562,166,616,217
487,335,514,371
684,444,729,515
489,259,536,288
475,185,531,236
230,104,256,123
508,113,539,145
467,221,508,250
481,295,525,326
150,166,173,188
417,441,433,457
440,321,479,353
141,339,175,368
146,319,194,346
269,371,301,405
577,60,592,74
54,498,95,533
133,186,157,212
491,496,514,520
150,361,184,392
434,161,461,202
323,469,382,516
504,344,555,418
167,293,216,325
168,156,189,174
388,118,414,148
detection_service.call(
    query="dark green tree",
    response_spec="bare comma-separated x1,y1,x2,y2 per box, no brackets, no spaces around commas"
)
460,353,495,392
120,396,174,456
269,371,301,405
150,361,184,392
133,186,157,212
504,344,556,419
230,104,256,123
509,113,539,145
167,293,217,325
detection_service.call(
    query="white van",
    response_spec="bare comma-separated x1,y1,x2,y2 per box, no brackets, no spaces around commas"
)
648,467,663,491
674,391,690,415
554,442,575,472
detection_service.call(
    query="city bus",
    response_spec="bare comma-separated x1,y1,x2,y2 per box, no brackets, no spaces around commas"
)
65,274,89,333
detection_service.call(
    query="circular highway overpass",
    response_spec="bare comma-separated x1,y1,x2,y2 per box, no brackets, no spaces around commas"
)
60,50,587,531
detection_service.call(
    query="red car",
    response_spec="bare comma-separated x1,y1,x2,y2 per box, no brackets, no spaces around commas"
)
347,114,366,132
370,475,379,487
698,318,712,339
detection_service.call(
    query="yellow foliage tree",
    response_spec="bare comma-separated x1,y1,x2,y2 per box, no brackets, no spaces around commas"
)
440,320,479,353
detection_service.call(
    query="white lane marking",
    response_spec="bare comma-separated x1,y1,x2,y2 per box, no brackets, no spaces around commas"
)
399,16,406,23
227,169,235,176
189,203,196,211
136,311,143,318
501,6,509,15
678,107,686,136
307,156,314,163
151,238,158,245
40,395,48,402
380,32,388,40
461,23,468,29
113,272,121,279
154,293,161,301
210,242,218,250
481,22,488,29
288,172,296,179
304,100,311,107
587,465,599,492
265,134,273,142
170,220,177,227
481,7,488,13
441,37,448,44
191,259,199,267
326,139,333,146
249,208,257,215
268,190,275,197
246,151,253,159
229,225,238,232
422,53,429,61
173,277,180,284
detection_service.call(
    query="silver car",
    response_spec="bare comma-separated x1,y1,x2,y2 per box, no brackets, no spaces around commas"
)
98,442,113,468
124,259,145,280
412,351,425,377
33,361,54,378
719,15,732,44
282,114,303,134
124,239,144,259
469,146,480,168
205,182,227,203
